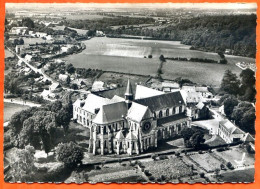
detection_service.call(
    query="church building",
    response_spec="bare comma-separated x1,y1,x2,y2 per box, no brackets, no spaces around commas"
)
73,80,191,155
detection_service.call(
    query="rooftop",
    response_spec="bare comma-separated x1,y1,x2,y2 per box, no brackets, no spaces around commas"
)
135,91,185,112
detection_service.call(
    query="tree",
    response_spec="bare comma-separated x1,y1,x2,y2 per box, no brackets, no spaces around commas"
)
56,142,84,168
181,128,194,141
66,63,75,74
223,96,239,118
71,83,78,90
148,54,153,58
159,54,166,62
22,17,34,28
239,69,256,102
189,131,205,148
181,128,205,148
19,38,24,45
9,145,35,182
220,70,240,95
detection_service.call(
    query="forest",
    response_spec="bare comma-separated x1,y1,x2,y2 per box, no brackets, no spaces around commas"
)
100,15,256,58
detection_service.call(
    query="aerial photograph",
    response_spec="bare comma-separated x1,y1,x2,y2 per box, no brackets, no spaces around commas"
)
3,3,256,183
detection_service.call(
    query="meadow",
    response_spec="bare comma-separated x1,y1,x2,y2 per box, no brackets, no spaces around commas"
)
63,37,255,87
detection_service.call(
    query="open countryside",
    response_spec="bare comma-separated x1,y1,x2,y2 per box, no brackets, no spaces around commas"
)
63,37,255,86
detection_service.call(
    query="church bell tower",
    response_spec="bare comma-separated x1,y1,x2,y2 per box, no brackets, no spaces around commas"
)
125,79,133,108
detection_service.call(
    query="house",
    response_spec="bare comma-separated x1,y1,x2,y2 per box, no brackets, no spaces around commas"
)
195,86,212,98
182,85,196,93
10,27,28,35
58,74,70,82
15,45,25,54
24,54,33,62
96,30,105,37
219,105,226,116
186,101,210,120
184,91,204,104
182,85,212,99
49,82,61,92
73,80,190,155
92,81,106,92
218,120,254,144
35,32,48,38
162,82,180,92
71,78,87,88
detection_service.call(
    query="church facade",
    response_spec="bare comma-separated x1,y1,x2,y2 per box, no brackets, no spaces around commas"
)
73,80,191,155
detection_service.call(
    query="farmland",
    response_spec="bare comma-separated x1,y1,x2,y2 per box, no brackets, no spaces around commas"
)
63,37,255,87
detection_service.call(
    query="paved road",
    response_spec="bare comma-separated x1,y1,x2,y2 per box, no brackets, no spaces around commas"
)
4,98,41,107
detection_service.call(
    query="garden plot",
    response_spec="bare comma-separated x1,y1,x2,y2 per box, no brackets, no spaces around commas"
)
87,162,144,182
142,157,193,180
188,153,222,173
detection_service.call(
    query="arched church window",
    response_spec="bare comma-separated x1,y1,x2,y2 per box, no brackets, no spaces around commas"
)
159,111,163,118
166,109,169,116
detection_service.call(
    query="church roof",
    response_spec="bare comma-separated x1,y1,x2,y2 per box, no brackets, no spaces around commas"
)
135,85,164,100
127,102,152,122
125,79,133,96
82,94,111,114
115,130,125,140
111,95,125,102
92,101,128,124
135,91,185,112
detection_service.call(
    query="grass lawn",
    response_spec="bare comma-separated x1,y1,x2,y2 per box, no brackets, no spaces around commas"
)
4,102,30,122
220,168,255,183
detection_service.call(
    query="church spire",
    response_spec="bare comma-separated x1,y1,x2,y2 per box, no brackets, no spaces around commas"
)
125,79,133,108
125,79,133,96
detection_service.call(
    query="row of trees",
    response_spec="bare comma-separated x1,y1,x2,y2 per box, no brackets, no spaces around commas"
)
103,14,256,58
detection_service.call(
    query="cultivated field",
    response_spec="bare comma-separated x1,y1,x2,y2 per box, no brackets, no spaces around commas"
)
4,102,30,122
63,37,255,87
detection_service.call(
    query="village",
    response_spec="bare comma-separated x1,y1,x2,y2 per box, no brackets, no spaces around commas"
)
3,4,256,183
